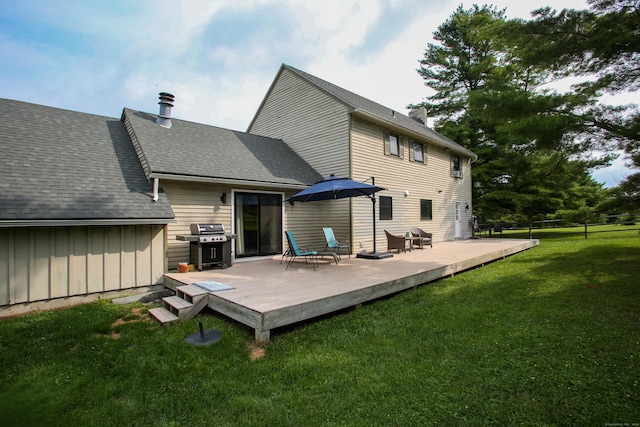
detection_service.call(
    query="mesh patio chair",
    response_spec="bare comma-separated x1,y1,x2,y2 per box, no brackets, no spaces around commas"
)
322,227,350,259
284,230,319,270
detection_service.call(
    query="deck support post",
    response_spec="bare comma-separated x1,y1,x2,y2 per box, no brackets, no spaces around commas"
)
255,329,270,346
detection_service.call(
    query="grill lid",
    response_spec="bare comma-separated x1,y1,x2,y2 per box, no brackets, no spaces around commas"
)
190,223,225,235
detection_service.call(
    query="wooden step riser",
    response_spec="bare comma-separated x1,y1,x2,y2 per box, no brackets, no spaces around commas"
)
176,285,208,303
148,307,179,325
162,294,209,321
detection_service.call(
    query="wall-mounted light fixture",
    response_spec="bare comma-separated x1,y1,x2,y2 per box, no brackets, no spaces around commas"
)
465,203,470,211
404,190,409,197
436,189,443,193
220,193,227,204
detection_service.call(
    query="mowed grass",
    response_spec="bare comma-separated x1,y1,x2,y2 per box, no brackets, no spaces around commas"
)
0,230,638,426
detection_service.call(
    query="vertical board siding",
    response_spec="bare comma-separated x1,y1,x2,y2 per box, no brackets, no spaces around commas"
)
87,227,104,294
105,227,121,291
249,69,351,178
13,231,29,303
51,228,70,299
136,225,153,286
0,225,165,307
31,229,50,301
69,227,88,296
351,117,473,244
0,230,9,305
121,227,137,289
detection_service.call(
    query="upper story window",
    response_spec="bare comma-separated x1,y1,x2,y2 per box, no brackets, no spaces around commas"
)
384,132,403,158
451,154,462,178
412,141,425,163
389,133,399,156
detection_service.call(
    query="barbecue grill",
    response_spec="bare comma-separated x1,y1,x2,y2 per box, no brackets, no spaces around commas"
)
176,223,237,270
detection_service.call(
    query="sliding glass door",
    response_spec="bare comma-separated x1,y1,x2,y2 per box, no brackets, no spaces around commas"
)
234,192,282,257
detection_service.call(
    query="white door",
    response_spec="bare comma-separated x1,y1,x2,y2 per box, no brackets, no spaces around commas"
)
454,202,462,239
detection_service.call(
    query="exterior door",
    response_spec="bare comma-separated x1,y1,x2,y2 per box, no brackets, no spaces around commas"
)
234,192,283,257
454,201,462,239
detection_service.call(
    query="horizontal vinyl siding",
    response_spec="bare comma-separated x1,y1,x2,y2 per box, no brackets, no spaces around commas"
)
0,225,165,307
351,117,473,245
250,69,350,178
284,196,351,254
162,180,232,269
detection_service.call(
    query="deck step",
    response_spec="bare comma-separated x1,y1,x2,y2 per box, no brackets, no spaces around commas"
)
177,284,208,302
163,295,193,311
149,307,179,325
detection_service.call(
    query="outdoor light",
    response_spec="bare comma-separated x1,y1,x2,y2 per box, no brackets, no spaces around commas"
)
404,190,409,197
465,203,469,210
220,193,227,204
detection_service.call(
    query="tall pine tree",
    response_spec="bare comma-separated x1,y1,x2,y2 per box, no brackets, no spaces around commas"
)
517,0,640,212
412,5,607,224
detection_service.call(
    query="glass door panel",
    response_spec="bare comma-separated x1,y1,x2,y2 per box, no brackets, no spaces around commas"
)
235,193,282,257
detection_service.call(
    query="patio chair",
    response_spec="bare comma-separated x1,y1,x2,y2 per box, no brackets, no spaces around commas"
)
384,230,407,254
284,230,319,270
410,227,433,249
322,227,350,259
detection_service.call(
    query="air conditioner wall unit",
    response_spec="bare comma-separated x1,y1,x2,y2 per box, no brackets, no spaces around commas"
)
453,170,462,178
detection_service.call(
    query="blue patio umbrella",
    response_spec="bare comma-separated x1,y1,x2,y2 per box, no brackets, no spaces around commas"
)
287,175,392,258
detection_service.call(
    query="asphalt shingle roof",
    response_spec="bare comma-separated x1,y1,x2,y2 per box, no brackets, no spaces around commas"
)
124,108,323,186
282,64,477,159
0,98,175,223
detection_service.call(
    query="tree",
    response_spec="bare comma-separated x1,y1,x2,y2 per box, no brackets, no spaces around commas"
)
411,5,607,223
516,0,640,212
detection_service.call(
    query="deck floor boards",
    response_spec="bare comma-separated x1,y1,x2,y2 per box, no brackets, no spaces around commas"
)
164,238,538,344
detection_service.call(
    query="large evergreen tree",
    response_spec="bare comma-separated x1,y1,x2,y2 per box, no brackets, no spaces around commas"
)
517,0,640,212
412,5,607,224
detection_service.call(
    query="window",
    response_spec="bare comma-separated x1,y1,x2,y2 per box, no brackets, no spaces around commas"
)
420,199,433,220
389,133,399,156
412,141,424,163
384,132,403,158
452,154,462,178
379,196,393,220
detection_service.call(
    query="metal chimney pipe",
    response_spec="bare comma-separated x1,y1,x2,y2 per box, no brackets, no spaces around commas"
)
156,92,175,128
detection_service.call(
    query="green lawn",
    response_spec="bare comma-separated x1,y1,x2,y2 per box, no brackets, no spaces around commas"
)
1,230,638,426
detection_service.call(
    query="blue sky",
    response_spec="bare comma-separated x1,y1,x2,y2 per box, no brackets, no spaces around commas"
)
0,0,633,187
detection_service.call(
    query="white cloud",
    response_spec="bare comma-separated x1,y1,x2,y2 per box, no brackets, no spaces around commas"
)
0,0,632,185
592,155,635,188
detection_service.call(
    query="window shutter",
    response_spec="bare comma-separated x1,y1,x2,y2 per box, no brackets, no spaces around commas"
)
450,153,454,176
384,132,390,156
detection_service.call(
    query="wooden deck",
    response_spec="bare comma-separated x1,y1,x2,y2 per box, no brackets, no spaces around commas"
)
164,238,538,344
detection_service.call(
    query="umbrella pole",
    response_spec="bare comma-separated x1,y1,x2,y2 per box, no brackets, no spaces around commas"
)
371,178,377,253
357,177,393,259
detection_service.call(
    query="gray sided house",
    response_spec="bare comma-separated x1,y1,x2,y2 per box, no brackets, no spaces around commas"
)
0,98,174,312
0,63,477,311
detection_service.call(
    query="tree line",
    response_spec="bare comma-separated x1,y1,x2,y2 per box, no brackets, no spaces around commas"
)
411,0,639,225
